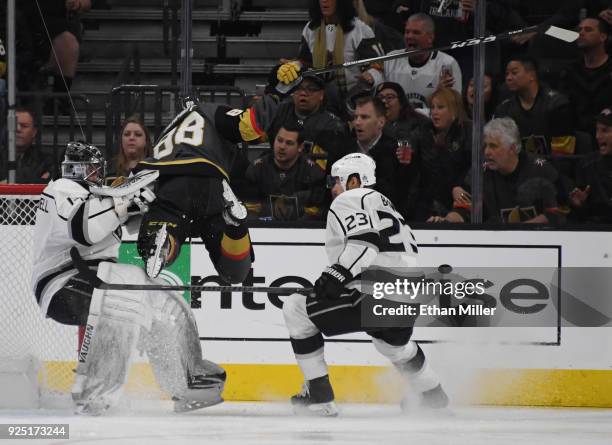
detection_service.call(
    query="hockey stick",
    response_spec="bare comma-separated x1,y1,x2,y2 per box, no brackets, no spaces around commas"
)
69,248,313,295
276,25,578,93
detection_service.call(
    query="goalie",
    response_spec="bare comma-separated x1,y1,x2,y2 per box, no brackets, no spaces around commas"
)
31,141,225,415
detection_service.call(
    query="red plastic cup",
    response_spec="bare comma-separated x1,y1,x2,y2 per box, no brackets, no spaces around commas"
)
397,140,413,164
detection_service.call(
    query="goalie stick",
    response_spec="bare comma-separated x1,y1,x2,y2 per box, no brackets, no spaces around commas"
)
70,247,313,295
276,25,579,93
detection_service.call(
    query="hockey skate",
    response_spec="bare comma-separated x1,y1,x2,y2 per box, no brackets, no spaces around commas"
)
400,384,450,414
290,375,339,417
72,374,112,416
145,223,175,279
420,384,449,409
173,367,227,413
74,400,111,416
221,179,247,226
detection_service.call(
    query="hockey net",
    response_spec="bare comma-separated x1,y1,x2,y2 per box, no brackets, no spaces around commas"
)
0,184,78,405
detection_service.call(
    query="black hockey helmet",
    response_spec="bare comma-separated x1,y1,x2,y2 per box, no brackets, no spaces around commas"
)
61,141,106,186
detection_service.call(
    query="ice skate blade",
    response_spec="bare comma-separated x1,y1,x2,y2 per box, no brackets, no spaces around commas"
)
146,224,168,279
292,401,339,417
174,395,224,413
222,179,247,224
75,402,111,416
401,398,455,417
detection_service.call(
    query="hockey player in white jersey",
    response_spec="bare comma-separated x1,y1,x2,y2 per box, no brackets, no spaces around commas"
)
31,141,225,415
282,153,448,416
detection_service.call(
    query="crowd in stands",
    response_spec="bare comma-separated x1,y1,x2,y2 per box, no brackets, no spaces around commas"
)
248,0,612,225
1,0,612,226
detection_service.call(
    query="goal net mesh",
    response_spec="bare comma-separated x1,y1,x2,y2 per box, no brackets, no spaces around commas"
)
0,185,77,403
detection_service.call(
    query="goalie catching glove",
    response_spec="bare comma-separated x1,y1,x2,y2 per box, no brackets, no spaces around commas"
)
113,187,156,223
277,61,302,85
314,264,353,300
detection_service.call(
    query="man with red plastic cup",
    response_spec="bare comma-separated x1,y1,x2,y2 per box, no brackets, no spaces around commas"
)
396,139,414,165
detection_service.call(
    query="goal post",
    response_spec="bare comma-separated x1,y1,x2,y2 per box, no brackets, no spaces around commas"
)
0,184,79,408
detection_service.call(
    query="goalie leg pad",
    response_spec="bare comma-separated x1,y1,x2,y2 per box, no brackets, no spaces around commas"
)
72,262,153,415
141,289,226,411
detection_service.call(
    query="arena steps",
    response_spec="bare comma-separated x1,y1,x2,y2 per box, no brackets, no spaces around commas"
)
82,33,299,59
38,0,307,156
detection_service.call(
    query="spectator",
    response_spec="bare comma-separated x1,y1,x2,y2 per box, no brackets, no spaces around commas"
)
568,107,612,223
109,115,153,179
0,107,55,183
375,81,432,142
17,0,91,113
388,1,477,84
559,17,612,138
268,73,351,174
0,36,5,81
374,81,431,220
427,87,472,215
366,13,463,113
464,73,499,122
354,0,403,53
245,121,326,220
276,0,384,116
494,55,576,158
428,117,568,224
350,96,406,205
506,0,582,47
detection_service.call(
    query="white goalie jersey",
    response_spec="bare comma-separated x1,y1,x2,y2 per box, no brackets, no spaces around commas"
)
31,178,122,315
326,188,418,279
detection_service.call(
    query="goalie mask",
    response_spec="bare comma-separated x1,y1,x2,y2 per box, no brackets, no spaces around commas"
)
62,141,106,186
328,153,376,190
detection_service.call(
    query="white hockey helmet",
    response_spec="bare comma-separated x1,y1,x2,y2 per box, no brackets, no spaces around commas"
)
61,141,106,186
329,153,376,189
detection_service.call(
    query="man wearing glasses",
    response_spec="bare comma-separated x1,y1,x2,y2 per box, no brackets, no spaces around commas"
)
268,73,351,176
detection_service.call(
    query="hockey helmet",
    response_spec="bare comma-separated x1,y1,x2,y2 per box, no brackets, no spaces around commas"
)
61,141,106,186
329,153,376,190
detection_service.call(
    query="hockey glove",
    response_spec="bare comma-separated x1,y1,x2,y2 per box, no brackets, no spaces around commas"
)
132,187,156,213
277,61,301,85
113,187,156,223
314,264,353,300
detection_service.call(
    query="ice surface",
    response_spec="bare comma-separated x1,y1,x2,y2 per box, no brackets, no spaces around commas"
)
1,402,611,445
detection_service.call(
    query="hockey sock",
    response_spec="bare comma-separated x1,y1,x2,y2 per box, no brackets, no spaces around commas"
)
290,333,328,380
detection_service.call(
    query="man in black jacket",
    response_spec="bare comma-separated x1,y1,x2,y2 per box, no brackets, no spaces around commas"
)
429,117,568,224
0,107,55,183
494,55,576,158
559,17,612,138
569,108,612,223
350,96,419,211
268,73,351,176
246,120,326,220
